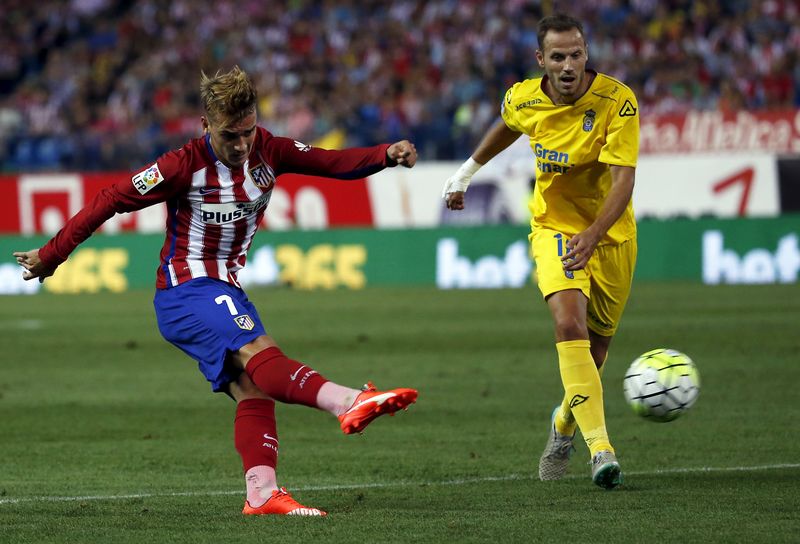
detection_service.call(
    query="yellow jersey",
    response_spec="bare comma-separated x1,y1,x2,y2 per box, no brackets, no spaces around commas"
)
501,71,639,244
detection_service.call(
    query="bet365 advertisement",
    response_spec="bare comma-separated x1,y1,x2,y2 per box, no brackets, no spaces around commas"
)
1,216,798,295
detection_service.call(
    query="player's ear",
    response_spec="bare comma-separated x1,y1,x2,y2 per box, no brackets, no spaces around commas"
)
201,116,210,135
535,49,545,68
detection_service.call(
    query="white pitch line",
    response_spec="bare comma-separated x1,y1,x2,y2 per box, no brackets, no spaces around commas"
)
1,463,798,506
0,319,43,331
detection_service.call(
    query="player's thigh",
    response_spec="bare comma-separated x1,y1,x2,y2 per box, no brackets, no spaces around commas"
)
154,278,266,348
585,238,637,337
153,278,268,391
530,228,591,300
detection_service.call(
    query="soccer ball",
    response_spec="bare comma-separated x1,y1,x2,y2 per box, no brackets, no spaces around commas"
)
623,348,700,422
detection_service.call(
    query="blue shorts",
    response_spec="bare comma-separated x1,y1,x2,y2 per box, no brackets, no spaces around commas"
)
153,278,267,392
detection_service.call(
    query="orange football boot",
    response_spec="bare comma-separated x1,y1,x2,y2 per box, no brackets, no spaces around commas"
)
338,382,418,435
242,487,326,516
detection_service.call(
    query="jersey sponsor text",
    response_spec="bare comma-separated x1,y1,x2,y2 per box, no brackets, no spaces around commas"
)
200,193,272,224
534,143,573,174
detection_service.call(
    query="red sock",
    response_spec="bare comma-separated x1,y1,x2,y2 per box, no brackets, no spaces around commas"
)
244,347,328,408
234,398,278,471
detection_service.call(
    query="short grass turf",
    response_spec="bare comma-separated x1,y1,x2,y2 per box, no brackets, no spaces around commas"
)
1,282,798,543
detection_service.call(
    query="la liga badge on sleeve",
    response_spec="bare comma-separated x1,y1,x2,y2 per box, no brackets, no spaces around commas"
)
132,164,165,194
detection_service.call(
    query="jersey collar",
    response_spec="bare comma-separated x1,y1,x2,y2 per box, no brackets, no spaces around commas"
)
204,133,220,164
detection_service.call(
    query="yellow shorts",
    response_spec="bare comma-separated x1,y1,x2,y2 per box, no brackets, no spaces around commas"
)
529,228,637,337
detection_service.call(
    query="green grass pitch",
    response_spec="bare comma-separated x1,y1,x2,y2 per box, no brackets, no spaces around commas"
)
1,282,799,543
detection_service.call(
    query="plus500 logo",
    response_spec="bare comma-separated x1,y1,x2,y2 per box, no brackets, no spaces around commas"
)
702,230,800,285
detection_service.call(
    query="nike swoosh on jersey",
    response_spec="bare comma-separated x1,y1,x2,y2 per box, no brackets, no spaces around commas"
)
198,187,222,195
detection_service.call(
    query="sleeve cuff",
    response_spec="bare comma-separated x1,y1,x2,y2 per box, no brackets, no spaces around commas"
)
380,144,395,167
38,245,65,270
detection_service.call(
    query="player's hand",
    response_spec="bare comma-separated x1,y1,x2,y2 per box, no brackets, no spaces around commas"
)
445,190,465,210
562,229,601,271
387,140,417,168
13,249,54,283
442,172,471,211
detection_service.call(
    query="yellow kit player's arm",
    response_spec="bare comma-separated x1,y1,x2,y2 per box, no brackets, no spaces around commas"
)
443,118,521,210
562,165,635,271
472,119,522,164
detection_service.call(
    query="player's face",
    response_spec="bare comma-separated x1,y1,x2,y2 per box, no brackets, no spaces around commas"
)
536,29,589,104
203,110,258,168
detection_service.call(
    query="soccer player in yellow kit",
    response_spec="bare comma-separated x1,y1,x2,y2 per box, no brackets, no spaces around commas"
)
442,13,638,489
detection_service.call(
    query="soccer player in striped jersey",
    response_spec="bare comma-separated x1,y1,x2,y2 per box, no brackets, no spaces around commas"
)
442,14,639,489
14,66,419,515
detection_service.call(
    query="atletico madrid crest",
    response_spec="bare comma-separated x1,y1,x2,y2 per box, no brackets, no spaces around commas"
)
234,314,255,331
249,163,276,191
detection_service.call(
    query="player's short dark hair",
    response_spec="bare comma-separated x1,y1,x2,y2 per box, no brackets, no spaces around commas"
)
537,14,585,51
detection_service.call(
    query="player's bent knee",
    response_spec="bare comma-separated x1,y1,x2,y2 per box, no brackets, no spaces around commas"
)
233,335,280,369
554,315,588,341
229,371,272,402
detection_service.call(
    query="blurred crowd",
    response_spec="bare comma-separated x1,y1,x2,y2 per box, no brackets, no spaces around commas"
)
1,0,798,172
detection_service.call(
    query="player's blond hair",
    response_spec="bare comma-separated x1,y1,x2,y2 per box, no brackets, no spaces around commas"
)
200,66,257,127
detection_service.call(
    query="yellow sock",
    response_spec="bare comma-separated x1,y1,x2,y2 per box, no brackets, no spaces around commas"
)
555,340,613,456
555,352,607,436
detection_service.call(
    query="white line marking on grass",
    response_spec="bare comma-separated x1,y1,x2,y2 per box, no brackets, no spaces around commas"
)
0,319,43,331
1,462,797,506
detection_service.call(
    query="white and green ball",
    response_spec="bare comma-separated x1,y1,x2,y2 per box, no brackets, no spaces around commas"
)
623,348,700,422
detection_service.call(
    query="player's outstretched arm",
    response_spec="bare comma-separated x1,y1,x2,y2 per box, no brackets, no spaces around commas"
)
10,162,183,284
443,119,521,210
386,140,417,168
13,249,54,283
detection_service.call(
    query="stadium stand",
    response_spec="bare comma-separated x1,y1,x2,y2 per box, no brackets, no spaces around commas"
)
0,0,798,171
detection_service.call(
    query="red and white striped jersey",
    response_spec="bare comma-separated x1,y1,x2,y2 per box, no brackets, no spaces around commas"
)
39,127,392,288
